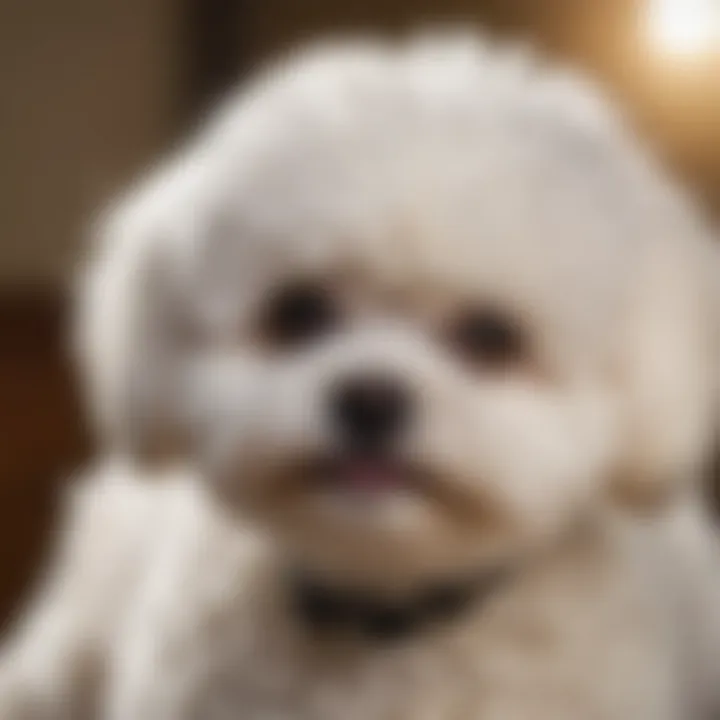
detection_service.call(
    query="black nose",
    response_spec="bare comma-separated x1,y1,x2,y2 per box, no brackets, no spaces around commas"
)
330,374,412,449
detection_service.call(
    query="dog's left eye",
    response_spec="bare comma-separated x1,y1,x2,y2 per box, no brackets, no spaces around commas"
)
446,307,526,370
260,281,339,350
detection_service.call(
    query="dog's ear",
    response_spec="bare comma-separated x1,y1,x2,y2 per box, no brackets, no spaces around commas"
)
611,194,717,513
74,169,193,466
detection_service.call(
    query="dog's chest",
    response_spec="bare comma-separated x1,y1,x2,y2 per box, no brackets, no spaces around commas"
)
105,546,492,719
107,581,663,720
110,609,486,720
104,511,675,720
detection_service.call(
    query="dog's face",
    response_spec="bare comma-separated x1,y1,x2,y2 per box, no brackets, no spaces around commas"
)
179,146,625,585
79,38,716,587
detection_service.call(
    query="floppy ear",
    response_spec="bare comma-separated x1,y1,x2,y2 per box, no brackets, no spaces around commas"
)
611,192,718,512
74,170,193,464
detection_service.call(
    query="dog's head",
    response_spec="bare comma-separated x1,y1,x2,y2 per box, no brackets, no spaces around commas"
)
76,36,718,588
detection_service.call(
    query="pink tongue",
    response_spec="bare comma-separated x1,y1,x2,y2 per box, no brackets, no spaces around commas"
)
341,460,402,491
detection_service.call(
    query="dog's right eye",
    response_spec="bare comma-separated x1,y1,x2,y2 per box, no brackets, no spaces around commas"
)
260,281,339,350
446,306,526,371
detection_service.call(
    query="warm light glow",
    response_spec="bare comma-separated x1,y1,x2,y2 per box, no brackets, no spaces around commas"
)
648,0,720,55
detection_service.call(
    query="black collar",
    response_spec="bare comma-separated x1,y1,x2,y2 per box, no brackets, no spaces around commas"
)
288,566,511,643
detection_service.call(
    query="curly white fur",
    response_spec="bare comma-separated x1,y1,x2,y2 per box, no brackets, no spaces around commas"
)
2,32,720,720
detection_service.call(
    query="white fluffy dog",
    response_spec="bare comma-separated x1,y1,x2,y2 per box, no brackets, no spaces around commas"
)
2,33,720,720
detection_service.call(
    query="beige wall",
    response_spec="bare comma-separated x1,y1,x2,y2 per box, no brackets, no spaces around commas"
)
0,0,181,288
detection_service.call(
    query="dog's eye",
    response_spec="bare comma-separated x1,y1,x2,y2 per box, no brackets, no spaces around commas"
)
260,281,339,349
447,307,525,369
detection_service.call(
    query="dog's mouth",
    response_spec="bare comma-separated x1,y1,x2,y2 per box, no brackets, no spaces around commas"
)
235,450,505,535
218,450,435,510
299,454,430,498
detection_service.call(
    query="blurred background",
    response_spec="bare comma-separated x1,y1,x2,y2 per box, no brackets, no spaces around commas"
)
0,0,718,626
